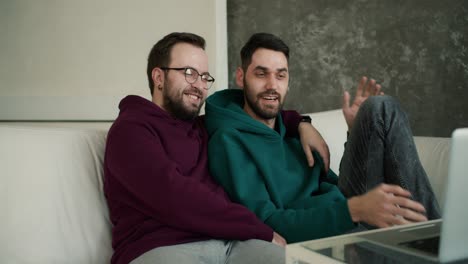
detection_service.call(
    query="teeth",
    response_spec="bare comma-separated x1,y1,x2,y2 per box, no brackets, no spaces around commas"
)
188,94,199,100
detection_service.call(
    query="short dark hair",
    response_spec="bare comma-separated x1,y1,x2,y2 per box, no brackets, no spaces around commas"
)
146,32,206,95
240,33,289,71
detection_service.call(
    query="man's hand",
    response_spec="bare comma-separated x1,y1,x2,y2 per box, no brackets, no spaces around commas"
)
272,231,287,248
298,122,330,171
348,184,428,228
342,76,384,130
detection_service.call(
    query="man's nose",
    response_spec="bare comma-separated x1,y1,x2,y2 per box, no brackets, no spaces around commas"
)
192,75,208,91
265,74,278,90
190,80,207,98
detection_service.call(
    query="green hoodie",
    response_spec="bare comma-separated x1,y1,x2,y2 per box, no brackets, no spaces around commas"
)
205,89,356,243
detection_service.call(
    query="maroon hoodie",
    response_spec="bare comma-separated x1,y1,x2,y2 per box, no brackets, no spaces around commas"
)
104,95,301,264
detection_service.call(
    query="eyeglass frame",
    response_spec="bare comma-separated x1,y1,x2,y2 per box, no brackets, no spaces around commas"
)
160,67,215,90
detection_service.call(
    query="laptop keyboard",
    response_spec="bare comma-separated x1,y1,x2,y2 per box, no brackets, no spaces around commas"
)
399,236,440,255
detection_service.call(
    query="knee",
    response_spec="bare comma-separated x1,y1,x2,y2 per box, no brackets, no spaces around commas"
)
361,95,401,113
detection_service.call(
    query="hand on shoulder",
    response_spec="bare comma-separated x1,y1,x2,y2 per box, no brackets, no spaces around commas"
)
298,122,330,171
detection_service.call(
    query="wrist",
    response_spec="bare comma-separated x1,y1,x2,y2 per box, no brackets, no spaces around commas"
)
298,121,312,131
347,197,362,223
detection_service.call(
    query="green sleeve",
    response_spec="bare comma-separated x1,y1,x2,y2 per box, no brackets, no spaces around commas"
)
208,129,356,243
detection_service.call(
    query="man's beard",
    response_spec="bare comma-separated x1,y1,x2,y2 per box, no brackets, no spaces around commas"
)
162,82,204,120
243,80,284,120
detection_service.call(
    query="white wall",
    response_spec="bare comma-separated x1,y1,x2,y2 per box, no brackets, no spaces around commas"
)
0,0,227,120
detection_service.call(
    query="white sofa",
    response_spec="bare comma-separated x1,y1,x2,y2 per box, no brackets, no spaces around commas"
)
0,110,451,264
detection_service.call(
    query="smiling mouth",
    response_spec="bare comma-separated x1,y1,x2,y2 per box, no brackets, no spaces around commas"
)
260,92,280,102
262,95,278,101
187,94,200,100
184,92,202,104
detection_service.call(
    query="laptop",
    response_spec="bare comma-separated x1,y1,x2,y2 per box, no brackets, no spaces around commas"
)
352,128,468,263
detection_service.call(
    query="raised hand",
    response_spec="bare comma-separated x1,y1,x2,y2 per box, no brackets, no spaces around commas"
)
342,76,384,130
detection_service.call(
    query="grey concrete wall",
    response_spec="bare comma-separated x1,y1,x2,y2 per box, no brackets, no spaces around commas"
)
227,0,468,137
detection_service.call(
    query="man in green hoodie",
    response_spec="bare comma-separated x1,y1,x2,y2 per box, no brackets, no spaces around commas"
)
204,33,440,243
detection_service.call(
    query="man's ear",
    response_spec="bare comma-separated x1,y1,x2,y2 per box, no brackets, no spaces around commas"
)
235,67,245,89
152,67,164,90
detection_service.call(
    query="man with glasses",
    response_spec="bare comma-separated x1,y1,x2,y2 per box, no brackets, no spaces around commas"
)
204,33,441,243
103,32,327,264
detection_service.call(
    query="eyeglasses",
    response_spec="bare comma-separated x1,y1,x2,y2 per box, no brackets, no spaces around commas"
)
160,67,215,90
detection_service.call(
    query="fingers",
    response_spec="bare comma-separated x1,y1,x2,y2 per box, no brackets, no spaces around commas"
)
355,76,367,97
387,214,412,226
376,204,426,227
342,90,351,111
363,184,428,228
393,196,427,214
302,143,315,167
363,78,374,97
379,184,412,198
374,84,382,96
357,76,383,97
382,202,427,226
315,143,330,172
394,206,428,222
382,185,428,223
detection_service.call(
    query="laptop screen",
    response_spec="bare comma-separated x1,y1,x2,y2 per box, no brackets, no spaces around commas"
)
439,128,468,262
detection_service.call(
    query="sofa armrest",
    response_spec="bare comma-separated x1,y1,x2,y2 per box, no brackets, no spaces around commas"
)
414,136,451,208
0,125,112,263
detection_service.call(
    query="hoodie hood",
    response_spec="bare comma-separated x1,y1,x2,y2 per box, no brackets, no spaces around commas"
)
118,95,196,128
119,95,168,118
205,89,285,139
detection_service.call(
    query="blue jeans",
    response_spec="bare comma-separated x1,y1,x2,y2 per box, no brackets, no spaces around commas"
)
337,96,441,220
130,239,284,264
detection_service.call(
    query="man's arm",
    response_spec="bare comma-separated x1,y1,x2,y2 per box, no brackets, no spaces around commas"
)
281,110,330,171
105,120,273,241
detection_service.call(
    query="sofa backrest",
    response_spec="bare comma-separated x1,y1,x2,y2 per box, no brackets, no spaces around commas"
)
0,125,112,263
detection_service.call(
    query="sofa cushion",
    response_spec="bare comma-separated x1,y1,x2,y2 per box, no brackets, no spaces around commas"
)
0,125,112,263
413,136,450,207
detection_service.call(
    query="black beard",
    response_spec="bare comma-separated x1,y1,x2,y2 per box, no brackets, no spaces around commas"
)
244,80,284,120
162,84,202,120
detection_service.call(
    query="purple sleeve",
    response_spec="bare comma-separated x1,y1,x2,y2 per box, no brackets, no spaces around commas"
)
105,120,273,242
281,110,302,138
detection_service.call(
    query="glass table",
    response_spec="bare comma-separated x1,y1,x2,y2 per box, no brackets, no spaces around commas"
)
286,220,467,264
